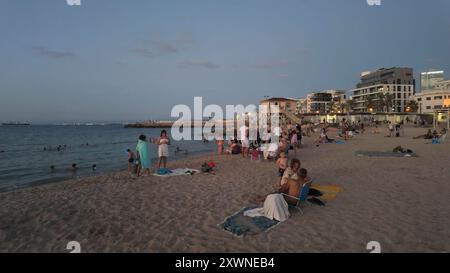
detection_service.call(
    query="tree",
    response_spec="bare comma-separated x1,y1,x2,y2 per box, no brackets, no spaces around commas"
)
376,93,386,112
384,93,394,113
343,99,354,113
406,100,419,113
366,96,375,112
328,100,337,113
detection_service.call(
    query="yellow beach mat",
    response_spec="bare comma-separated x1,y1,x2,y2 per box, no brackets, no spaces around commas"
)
310,185,342,201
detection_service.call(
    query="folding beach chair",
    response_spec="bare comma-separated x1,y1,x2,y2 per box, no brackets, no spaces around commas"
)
281,181,312,215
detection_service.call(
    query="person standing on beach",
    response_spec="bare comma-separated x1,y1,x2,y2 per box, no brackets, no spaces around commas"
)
136,135,151,177
240,124,250,158
127,149,135,174
151,130,170,169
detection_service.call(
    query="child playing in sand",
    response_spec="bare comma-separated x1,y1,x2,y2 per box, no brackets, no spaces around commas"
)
151,130,170,170
276,152,288,177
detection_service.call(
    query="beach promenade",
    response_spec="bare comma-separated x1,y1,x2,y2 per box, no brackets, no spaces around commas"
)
0,127,449,253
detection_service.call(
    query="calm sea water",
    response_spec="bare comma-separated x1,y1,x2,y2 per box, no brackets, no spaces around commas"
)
0,125,215,192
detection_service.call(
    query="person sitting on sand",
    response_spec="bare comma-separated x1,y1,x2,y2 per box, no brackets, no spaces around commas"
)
413,129,433,140
258,168,310,222
276,152,288,177
230,139,241,155
280,158,301,186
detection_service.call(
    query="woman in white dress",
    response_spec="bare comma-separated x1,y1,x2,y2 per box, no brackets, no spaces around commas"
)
152,130,170,169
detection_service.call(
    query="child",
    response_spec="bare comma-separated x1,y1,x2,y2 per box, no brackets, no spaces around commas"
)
276,152,288,177
127,149,135,174
216,139,224,155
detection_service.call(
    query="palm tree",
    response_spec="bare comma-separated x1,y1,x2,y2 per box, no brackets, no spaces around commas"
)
376,93,386,112
343,99,354,114
406,100,419,113
366,96,375,112
384,93,394,113
327,100,337,113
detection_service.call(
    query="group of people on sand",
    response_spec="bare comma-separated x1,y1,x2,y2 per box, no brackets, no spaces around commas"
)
127,130,171,177
215,122,306,160
413,128,447,140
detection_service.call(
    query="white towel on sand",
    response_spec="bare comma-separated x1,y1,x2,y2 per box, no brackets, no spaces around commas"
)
264,194,290,222
244,194,290,222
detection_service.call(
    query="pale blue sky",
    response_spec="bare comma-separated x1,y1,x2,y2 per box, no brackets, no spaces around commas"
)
1,0,449,123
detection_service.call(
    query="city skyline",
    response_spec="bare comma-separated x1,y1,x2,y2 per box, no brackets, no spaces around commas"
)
1,0,450,123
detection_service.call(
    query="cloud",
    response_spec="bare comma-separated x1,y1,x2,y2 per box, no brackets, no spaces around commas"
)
279,73,289,78
131,47,154,58
133,32,195,59
178,60,220,69
253,60,290,69
32,46,74,59
153,40,178,54
294,47,307,54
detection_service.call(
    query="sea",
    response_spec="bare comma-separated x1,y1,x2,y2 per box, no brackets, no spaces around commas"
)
0,125,215,192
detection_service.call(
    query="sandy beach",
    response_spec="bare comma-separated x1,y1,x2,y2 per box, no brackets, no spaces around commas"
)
0,126,449,253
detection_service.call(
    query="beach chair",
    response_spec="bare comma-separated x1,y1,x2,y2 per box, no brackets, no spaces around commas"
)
281,181,312,215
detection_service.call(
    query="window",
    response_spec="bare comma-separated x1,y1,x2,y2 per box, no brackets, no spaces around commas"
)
426,97,431,101
417,98,422,101
434,96,443,100
426,106,431,109
434,105,442,109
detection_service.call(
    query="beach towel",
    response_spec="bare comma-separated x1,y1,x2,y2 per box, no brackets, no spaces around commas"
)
153,168,199,177
355,150,417,158
310,184,342,202
219,207,280,237
136,140,150,169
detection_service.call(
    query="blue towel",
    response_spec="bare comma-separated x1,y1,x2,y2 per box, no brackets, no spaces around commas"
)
157,168,173,175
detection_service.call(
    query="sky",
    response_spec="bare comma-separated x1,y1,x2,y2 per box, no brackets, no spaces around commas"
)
0,0,449,123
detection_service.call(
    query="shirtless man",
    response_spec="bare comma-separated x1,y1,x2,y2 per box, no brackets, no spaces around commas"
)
277,168,309,205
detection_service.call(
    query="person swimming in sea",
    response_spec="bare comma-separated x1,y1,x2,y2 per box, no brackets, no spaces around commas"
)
92,164,97,171
70,163,78,172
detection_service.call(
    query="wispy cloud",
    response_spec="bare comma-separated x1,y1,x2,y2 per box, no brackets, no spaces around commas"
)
32,46,74,59
132,32,195,59
253,60,290,69
178,60,220,69
131,47,154,58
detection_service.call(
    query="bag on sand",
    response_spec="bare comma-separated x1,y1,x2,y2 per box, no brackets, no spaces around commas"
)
308,188,323,197
307,197,325,206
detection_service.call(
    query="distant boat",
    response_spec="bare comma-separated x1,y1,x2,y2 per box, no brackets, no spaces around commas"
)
2,122,30,126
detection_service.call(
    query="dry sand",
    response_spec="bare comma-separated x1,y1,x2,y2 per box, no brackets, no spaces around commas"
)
0,126,449,253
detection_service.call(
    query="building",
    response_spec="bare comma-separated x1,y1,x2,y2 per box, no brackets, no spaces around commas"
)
260,97,298,113
351,67,416,113
413,77,450,114
295,98,307,115
421,70,444,91
306,92,332,114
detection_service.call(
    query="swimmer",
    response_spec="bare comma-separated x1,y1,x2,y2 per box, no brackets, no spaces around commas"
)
49,165,55,172
71,163,78,172
92,164,97,171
